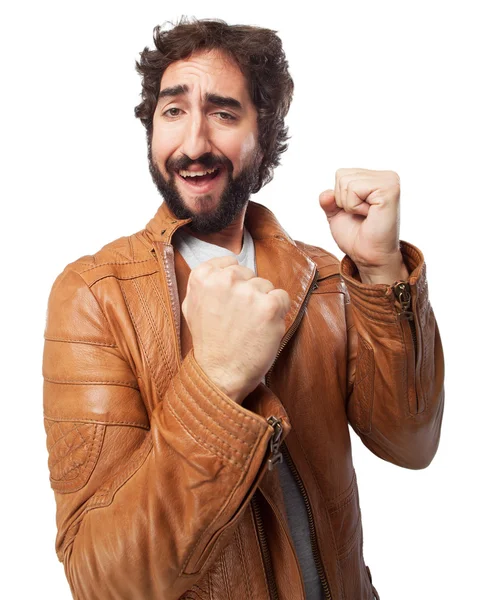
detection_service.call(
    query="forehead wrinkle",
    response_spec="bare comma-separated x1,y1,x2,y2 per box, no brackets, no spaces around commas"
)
159,52,249,108
159,84,243,111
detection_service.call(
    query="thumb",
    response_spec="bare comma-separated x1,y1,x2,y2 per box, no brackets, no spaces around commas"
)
319,189,341,220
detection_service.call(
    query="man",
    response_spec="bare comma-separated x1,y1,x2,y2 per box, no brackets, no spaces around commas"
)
42,17,445,600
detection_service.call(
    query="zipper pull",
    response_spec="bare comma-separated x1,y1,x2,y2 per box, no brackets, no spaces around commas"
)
392,281,414,321
267,416,283,470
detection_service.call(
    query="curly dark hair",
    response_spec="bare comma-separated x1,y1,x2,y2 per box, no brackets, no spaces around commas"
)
134,17,294,194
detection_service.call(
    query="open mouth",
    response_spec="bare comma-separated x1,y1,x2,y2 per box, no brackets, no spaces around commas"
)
175,166,226,194
177,166,222,186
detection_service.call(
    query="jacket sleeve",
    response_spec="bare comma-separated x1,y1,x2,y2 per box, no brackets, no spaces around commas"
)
42,267,286,600
341,240,445,469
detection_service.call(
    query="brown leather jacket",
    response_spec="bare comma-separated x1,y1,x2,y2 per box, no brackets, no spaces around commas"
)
43,200,445,600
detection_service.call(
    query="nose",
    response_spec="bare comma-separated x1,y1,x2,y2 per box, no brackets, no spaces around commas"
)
179,110,212,161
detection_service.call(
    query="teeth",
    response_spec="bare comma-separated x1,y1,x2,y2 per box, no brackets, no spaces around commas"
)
179,167,219,178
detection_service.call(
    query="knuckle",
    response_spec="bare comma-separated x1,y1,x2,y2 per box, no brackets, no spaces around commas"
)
279,291,291,313
390,171,400,185
339,175,350,190
231,265,249,278
264,291,288,319
257,276,274,289
221,268,236,285
337,168,352,180
191,264,209,282
262,299,279,321
239,285,255,303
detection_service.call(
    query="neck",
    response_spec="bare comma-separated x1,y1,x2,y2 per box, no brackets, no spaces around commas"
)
183,205,247,254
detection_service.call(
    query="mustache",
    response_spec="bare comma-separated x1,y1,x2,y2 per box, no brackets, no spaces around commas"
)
167,153,232,173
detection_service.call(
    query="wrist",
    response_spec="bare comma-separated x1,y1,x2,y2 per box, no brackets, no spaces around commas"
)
357,251,409,285
192,352,246,404
212,378,245,404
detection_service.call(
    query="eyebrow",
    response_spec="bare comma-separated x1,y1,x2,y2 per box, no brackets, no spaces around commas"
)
158,84,244,111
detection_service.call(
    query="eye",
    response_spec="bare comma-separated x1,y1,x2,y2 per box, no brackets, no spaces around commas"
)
216,112,236,121
162,108,237,121
163,107,182,118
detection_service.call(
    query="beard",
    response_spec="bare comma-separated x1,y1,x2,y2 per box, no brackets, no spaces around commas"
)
147,141,262,234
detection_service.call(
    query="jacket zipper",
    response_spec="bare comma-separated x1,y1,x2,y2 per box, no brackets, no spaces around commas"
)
392,281,417,353
263,269,332,598
253,418,333,599
251,416,284,600
282,444,332,600
392,281,419,412
265,269,319,384
251,493,279,600
151,245,183,365
267,416,284,470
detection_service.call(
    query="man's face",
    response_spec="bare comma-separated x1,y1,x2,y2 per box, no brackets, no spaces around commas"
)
149,48,263,233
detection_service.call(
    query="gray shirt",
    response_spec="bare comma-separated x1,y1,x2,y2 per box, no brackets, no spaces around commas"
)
173,227,323,600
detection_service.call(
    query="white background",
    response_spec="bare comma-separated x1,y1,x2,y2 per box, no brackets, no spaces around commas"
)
1,1,477,598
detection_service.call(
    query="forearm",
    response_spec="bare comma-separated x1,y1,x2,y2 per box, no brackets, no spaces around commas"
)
342,241,445,469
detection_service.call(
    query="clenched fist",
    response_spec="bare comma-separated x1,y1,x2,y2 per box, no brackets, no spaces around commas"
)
319,169,401,268
182,255,291,404
319,168,409,284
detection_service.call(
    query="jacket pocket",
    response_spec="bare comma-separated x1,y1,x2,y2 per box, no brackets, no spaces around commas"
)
311,272,345,295
352,334,375,435
44,418,106,493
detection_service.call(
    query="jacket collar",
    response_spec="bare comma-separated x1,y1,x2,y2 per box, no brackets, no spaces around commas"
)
144,200,318,332
144,201,192,243
144,199,298,245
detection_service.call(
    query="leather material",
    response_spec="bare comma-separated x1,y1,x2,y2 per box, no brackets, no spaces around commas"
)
43,200,444,599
